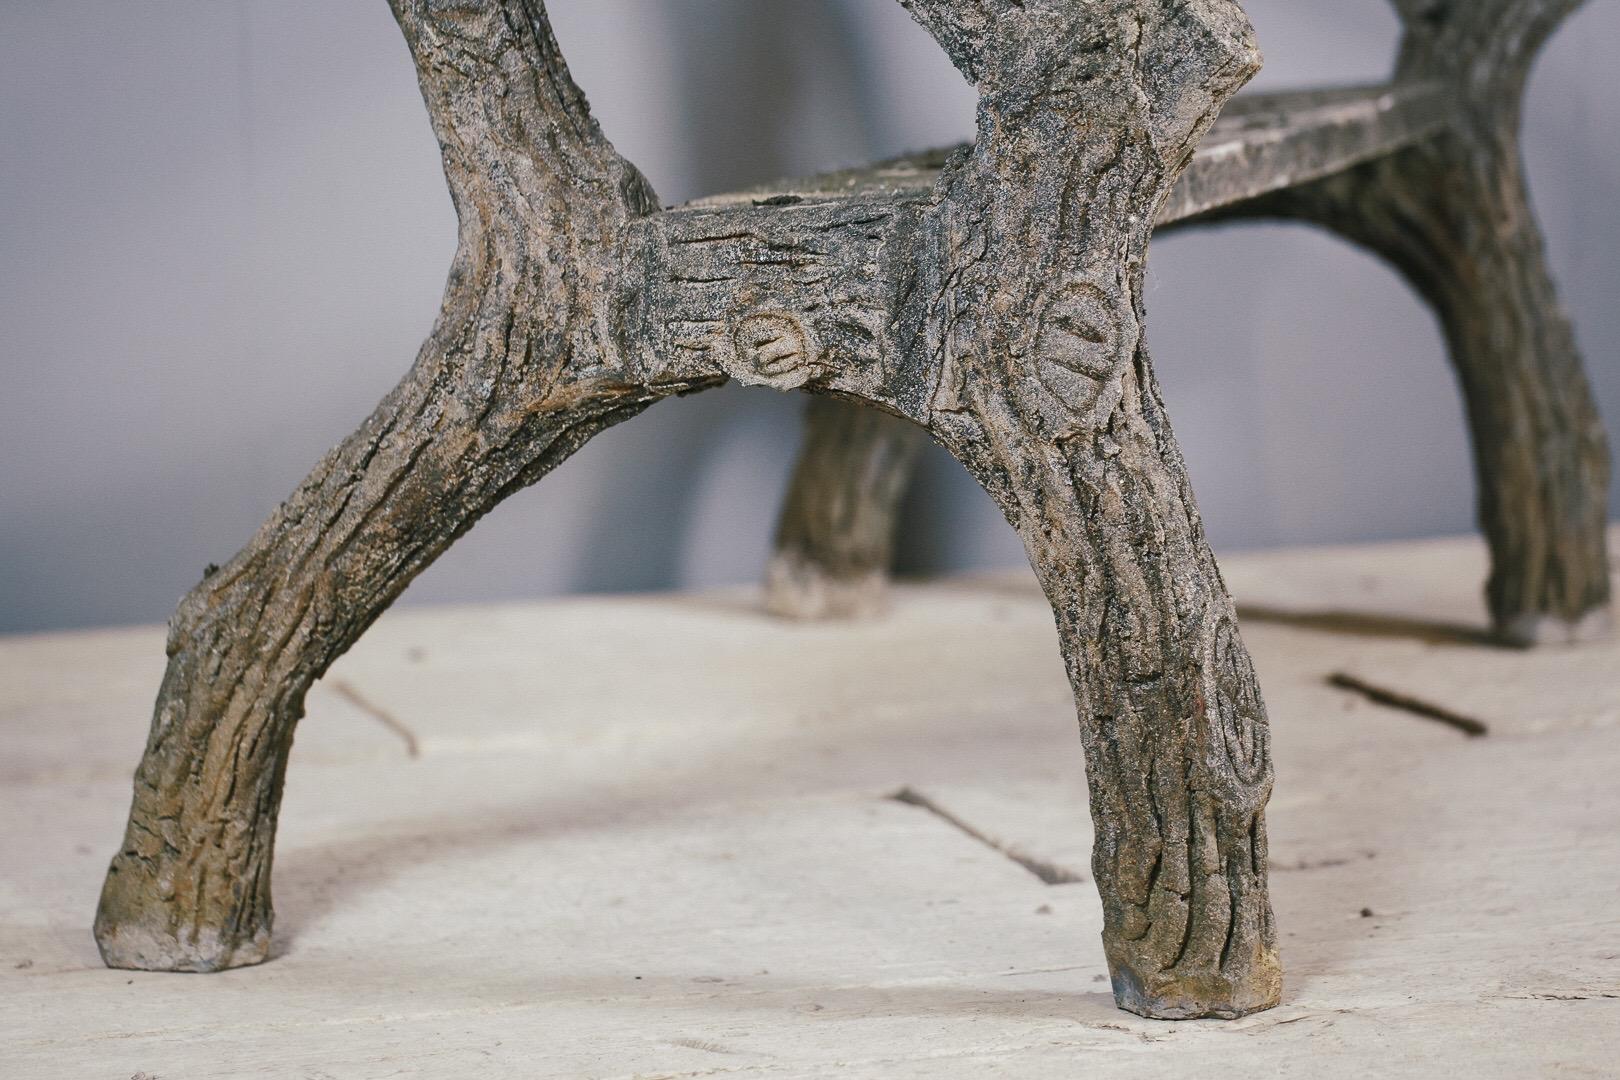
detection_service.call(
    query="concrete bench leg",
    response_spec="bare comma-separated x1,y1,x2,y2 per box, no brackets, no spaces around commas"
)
94,0,718,972
1228,149,1609,645
94,355,703,972
908,0,1280,1019
1201,0,1609,644
768,0,1610,647
765,398,924,619
931,351,1284,1018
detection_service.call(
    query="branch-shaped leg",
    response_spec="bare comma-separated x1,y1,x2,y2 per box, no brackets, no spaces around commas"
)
1189,0,1609,644
932,343,1281,1018
906,0,1276,1018
95,0,709,971
1054,380,1283,1017
765,398,925,619
1398,0,1607,642
95,299,709,971
1217,150,1608,643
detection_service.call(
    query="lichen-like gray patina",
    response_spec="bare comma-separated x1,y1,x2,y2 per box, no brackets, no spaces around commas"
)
99,0,1326,1021
769,0,1612,649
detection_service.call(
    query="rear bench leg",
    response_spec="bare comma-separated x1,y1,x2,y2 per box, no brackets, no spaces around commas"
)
1202,0,1610,643
766,397,925,618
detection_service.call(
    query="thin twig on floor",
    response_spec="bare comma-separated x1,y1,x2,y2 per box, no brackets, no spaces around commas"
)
889,787,1085,885
1327,672,1490,737
330,679,421,758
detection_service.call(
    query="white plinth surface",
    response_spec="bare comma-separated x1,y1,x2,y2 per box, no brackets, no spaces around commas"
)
4,532,1618,1078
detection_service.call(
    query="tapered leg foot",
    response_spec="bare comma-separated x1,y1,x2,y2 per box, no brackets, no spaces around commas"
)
1497,605,1613,648
96,887,271,973
764,551,891,620
95,315,699,972
1110,957,1283,1021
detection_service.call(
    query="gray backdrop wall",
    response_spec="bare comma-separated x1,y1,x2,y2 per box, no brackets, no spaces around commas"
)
3,1,1616,634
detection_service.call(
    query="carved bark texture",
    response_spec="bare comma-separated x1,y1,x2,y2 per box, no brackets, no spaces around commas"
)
1191,0,1610,644
98,0,1281,1019
900,0,1278,1019
94,0,719,974
769,0,1610,646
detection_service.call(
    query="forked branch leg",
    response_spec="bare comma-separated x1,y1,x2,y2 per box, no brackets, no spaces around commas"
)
1194,0,1611,642
1199,148,1609,644
773,1,1610,641
1388,143,1610,643
96,345,703,970
96,0,707,971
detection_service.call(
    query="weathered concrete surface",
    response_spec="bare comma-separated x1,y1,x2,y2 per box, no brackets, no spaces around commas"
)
5,530,1617,1077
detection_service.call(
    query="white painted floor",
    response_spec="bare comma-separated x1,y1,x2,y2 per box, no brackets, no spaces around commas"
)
3,532,1618,1078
